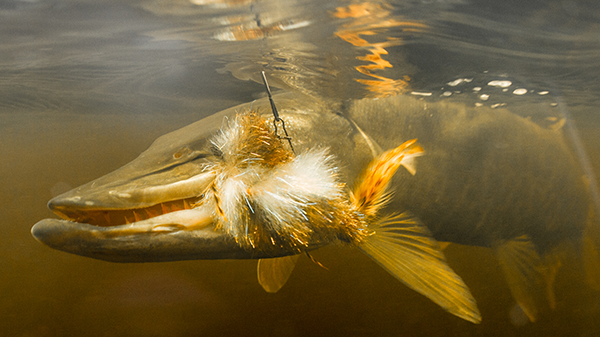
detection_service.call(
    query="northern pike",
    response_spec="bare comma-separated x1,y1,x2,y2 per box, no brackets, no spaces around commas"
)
32,92,600,324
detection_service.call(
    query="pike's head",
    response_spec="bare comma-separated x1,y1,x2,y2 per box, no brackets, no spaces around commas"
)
31,95,358,262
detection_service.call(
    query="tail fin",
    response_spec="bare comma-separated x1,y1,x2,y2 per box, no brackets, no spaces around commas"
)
352,140,481,323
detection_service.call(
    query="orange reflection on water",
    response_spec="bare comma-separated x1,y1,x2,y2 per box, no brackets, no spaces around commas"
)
333,2,427,97
214,19,311,41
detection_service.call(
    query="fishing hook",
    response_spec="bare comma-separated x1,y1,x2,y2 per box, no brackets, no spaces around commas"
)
260,71,295,154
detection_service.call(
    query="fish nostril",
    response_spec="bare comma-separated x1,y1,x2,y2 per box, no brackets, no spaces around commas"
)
173,147,192,160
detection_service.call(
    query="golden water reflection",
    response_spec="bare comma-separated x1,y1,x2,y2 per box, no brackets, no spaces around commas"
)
333,2,427,97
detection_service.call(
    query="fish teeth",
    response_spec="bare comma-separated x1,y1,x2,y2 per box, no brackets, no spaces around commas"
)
133,211,142,222
102,212,111,224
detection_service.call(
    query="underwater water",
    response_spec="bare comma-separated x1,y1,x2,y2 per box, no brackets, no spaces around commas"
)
1,0,600,336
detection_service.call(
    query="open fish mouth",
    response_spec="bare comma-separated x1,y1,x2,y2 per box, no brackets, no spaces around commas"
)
30,183,282,262
30,108,253,261
50,196,204,227
39,152,220,231
30,171,248,262
31,149,325,262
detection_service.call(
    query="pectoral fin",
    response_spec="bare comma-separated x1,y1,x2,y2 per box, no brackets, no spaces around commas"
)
257,255,300,293
494,235,561,322
359,212,481,324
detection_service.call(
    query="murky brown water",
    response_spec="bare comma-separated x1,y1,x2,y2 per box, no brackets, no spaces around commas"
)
2,0,600,336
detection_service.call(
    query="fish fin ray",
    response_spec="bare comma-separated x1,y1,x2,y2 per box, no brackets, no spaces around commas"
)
349,119,383,157
495,235,551,322
583,208,600,290
257,255,300,293
583,233,600,290
543,252,562,310
359,212,481,323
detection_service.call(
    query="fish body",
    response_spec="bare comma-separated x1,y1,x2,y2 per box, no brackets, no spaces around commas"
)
31,92,600,324
347,96,590,252
346,96,597,321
